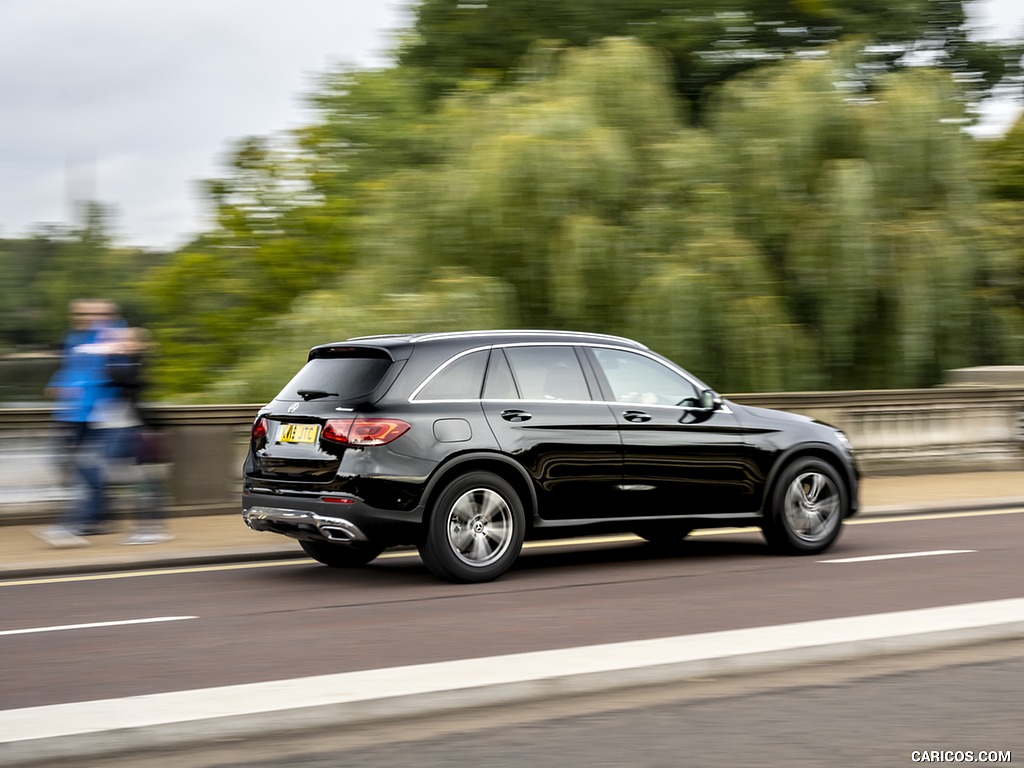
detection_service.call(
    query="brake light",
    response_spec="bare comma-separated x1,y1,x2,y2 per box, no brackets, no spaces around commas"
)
322,419,353,443
322,418,410,446
251,417,268,441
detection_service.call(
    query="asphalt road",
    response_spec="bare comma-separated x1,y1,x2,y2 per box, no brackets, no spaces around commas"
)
2,508,1023,713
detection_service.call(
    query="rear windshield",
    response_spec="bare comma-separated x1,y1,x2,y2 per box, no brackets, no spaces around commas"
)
274,352,393,403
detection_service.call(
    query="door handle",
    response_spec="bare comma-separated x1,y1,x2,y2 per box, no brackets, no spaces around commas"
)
623,410,651,423
501,409,532,423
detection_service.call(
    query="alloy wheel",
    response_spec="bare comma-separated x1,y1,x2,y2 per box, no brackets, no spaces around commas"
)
446,487,514,568
782,471,841,544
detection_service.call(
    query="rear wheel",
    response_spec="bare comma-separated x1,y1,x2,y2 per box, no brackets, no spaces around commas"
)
418,471,525,583
299,539,384,568
761,457,847,554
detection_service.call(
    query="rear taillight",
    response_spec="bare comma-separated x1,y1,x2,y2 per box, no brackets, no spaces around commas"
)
322,418,410,446
251,417,268,441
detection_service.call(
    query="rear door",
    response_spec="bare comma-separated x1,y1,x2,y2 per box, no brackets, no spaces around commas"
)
480,345,622,520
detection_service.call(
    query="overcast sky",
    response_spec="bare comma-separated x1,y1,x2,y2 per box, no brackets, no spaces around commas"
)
1,0,1021,251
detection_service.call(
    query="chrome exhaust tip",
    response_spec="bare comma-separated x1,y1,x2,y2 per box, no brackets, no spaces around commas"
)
320,526,356,542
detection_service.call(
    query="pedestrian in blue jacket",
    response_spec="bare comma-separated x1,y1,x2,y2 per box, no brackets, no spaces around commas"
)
35,299,122,547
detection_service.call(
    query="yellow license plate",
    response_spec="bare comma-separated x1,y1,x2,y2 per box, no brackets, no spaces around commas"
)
277,423,320,444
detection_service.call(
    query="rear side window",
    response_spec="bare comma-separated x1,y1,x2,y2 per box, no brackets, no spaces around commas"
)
504,346,590,401
275,352,393,402
482,350,518,399
414,350,488,400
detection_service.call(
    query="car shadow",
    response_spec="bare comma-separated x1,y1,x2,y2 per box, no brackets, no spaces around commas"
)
512,534,771,573
268,530,775,588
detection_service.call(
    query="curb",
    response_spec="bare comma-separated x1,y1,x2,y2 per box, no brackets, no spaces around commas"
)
0,548,307,581
4,499,1023,581
860,497,1024,518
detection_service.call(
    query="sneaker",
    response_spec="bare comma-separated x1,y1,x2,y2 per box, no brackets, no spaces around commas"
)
32,525,90,549
122,530,175,545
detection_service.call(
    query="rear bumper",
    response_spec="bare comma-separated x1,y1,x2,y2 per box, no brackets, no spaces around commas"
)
241,489,423,546
243,506,370,544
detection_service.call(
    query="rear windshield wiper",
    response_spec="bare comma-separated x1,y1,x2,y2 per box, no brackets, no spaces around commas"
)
296,389,339,401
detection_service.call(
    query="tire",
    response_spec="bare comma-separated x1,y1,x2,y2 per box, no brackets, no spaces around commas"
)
418,471,526,583
299,539,384,568
761,457,847,555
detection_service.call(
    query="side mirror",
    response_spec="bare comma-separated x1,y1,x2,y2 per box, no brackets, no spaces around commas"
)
700,389,722,411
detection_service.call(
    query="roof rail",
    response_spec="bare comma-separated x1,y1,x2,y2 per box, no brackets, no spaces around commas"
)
410,330,647,347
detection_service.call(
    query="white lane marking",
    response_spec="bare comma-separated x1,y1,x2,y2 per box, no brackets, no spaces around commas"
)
3,507,1021,589
820,549,976,564
3,598,1024,747
0,616,198,637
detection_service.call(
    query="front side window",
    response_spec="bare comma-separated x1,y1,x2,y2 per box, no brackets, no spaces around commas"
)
592,348,699,406
504,346,590,401
415,350,488,400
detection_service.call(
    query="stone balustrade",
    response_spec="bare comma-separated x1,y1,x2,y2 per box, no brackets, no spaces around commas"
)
730,387,1024,475
2,383,1022,524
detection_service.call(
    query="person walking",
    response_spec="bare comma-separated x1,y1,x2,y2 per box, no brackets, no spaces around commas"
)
35,300,120,547
99,327,174,545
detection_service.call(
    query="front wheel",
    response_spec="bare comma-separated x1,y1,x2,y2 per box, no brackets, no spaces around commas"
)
299,539,384,568
761,458,847,555
418,471,526,583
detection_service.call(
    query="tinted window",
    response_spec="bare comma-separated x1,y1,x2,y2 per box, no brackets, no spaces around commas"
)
482,349,519,399
504,346,590,401
592,348,699,406
275,355,392,402
415,350,488,400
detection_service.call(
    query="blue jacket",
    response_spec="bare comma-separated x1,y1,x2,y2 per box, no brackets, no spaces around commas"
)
48,326,115,423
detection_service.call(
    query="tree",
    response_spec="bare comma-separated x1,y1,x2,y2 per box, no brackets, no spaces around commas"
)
204,268,514,403
1,205,158,351
142,137,355,397
398,0,1022,124
345,38,990,391
969,115,1024,363
707,56,978,388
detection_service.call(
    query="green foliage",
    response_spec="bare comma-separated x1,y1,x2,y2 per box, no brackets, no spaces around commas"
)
140,137,355,398
289,33,1014,394
969,115,1024,362
627,230,815,393
708,55,979,387
0,205,157,351
299,65,452,203
354,39,677,330
399,0,1018,125
201,269,515,403
981,116,1024,201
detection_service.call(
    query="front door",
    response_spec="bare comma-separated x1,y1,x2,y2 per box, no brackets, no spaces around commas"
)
585,347,764,517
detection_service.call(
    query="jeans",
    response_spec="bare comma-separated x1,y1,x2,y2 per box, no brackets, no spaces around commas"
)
59,425,168,532
103,426,168,526
57,423,106,532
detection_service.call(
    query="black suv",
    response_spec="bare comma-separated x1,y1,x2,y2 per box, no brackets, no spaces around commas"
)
242,330,858,582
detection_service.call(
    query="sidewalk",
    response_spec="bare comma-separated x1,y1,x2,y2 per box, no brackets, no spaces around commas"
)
2,472,1022,580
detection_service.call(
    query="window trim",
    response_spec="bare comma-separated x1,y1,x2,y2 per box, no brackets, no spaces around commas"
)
501,344,594,403
408,342,728,411
409,347,489,402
